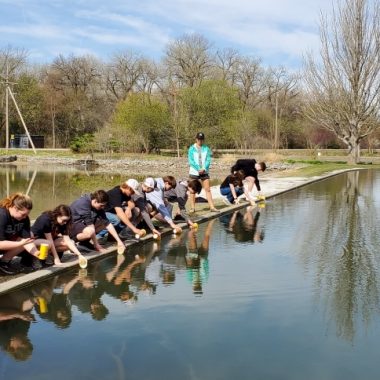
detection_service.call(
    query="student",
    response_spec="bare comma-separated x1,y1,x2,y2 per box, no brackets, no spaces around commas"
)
0,193,47,275
164,179,202,228
69,190,125,253
129,179,161,238
219,170,245,204
31,204,86,266
231,159,266,202
188,132,219,213
103,179,146,239
145,176,182,233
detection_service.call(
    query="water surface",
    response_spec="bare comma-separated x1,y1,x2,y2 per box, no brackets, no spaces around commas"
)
1,169,380,380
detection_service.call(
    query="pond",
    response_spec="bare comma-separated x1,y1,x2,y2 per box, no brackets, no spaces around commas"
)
0,164,136,219
1,169,380,380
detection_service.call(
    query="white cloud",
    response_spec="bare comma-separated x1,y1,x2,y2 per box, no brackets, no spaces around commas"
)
0,0,332,67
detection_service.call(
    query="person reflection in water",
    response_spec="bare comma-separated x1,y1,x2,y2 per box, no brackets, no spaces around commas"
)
23,277,73,330
0,290,35,361
221,205,264,243
62,267,109,321
185,219,215,295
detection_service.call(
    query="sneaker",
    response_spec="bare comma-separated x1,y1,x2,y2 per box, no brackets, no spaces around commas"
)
31,257,43,271
0,260,20,275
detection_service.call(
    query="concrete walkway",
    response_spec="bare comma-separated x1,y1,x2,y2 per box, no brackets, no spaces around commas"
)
0,168,358,295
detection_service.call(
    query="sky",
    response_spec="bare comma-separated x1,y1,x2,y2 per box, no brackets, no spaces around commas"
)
0,0,332,69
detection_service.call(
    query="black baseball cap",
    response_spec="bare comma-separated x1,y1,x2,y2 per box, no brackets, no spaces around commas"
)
196,132,205,140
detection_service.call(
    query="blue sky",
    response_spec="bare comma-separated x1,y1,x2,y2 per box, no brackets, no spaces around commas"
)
0,0,332,69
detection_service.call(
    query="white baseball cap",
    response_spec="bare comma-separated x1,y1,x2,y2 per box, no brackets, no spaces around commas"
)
126,179,140,195
143,177,156,189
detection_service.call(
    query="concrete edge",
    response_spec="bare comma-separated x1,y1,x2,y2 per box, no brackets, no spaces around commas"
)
0,167,364,295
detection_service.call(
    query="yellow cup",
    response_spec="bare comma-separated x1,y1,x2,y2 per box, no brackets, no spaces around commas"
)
38,243,49,260
192,223,199,230
38,297,48,313
117,246,125,255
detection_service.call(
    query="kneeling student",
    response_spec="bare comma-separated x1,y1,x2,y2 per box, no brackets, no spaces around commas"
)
220,170,245,205
70,190,125,253
0,193,47,275
31,204,86,266
164,179,202,228
145,177,182,233
103,179,146,239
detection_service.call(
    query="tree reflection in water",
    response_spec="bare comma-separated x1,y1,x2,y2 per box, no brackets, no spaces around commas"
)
295,170,380,342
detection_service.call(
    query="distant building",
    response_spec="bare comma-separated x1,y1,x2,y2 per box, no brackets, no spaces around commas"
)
12,134,45,149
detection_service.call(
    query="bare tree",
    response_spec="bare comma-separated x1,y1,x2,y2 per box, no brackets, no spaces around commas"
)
213,47,240,84
267,66,299,149
0,45,28,76
104,51,146,101
303,0,380,164
235,56,267,109
164,33,212,88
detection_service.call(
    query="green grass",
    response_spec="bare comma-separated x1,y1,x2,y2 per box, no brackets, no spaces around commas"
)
276,161,380,178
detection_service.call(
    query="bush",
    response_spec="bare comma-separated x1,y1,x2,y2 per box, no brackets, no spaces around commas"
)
70,134,95,153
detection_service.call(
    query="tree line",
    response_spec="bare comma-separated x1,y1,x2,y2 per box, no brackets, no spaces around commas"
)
1,0,379,163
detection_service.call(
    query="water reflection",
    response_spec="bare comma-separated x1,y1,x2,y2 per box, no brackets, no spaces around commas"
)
220,204,265,243
0,223,219,361
294,170,380,342
0,165,131,218
0,289,35,361
2,170,380,378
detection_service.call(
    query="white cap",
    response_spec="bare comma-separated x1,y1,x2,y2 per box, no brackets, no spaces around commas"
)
126,179,140,194
143,177,156,189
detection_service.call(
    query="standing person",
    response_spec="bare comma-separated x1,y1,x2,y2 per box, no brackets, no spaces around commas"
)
145,176,182,233
69,190,125,253
231,159,266,202
164,179,202,228
31,204,86,266
219,170,245,205
188,132,219,213
0,193,47,275
103,180,146,239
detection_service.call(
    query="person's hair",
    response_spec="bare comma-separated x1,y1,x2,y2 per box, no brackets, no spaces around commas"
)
90,190,109,204
0,192,33,210
259,162,267,171
188,179,202,194
163,176,177,188
231,170,245,187
47,204,72,235
120,182,133,192
6,336,33,361
90,299,109,321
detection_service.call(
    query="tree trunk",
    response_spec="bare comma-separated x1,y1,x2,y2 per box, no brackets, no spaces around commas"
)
346,136,360,164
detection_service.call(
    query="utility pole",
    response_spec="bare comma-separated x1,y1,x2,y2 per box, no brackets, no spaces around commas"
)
5,63,9,152
1,64,37,154
275,92,278,152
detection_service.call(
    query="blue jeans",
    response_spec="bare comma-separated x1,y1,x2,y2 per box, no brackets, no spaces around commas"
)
220,186,244,203
96,212,124,238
